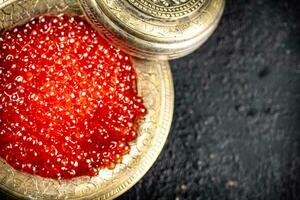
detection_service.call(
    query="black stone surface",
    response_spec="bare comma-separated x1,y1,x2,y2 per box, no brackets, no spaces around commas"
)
118,0,300,199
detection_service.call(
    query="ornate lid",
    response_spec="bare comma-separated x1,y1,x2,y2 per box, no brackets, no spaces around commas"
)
79,0,225,60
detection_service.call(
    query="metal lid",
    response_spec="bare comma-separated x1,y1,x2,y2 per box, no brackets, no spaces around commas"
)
79,0,225,60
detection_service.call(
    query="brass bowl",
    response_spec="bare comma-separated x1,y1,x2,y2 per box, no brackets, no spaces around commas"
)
0,0,174,199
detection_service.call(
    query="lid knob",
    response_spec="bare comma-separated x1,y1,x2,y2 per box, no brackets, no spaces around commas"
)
79,0,225,60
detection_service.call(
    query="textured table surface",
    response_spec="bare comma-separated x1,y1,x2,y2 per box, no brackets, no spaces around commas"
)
119,0,300,199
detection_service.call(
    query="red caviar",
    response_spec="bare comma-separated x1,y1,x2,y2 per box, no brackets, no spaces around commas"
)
0,15,146,179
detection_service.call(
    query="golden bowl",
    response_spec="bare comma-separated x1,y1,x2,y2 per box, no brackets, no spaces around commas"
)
0,0,174,199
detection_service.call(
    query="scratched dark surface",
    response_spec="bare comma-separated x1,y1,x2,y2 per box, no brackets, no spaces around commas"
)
119,0,300,199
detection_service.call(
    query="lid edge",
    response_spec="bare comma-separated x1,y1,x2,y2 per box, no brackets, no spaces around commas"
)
79,0,225,60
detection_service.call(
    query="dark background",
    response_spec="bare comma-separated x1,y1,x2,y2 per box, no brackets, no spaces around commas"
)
119,0,300,199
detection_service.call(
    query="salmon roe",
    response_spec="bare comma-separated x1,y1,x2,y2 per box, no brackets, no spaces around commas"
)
0,15,146,179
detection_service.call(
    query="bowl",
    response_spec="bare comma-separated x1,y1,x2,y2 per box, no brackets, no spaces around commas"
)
0,0,174,199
